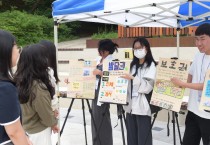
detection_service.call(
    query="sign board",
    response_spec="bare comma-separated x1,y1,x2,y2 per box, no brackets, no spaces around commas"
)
59,60,96,99
98,60,131,104
150,58,191,112
199,69,210,112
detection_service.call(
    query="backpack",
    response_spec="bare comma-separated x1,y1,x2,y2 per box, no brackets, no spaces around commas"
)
144,90,161,114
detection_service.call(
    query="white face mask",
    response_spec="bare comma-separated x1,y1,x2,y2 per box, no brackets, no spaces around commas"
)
134,49,146,59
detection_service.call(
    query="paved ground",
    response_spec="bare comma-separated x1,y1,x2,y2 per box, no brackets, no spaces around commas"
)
54,38,201,145
52,107,186,145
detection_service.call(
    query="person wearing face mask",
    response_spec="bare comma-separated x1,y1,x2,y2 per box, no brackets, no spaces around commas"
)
91,39,118,145
0,30,32,145
122,37,157,145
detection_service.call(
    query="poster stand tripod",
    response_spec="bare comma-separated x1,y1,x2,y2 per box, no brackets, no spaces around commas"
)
94,103,127,145
143,57,186,145
116,104,127,145
143,109,184,145
58,98,100,145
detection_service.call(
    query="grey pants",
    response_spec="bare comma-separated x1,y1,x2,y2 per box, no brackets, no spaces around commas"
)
91,96,113,145
126,113,152,145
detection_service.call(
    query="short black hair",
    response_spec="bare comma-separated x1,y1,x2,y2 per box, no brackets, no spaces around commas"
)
98,39,118,55
195,23,210,37
0,30,16,81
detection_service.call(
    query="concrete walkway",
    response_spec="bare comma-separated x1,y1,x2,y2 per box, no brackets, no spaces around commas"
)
52,107,185,145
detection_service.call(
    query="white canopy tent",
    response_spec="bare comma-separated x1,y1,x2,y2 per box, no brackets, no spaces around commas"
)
52,0,210,57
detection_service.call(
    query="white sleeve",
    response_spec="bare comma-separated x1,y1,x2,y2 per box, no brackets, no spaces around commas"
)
189,53,199,75
138,63,156,94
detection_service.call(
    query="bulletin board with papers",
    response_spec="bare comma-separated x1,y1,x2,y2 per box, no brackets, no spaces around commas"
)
59,60,97,99
98,60,131,104
150,58,191,112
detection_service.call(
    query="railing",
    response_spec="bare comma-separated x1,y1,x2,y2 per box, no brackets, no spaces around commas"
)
118,26,197,38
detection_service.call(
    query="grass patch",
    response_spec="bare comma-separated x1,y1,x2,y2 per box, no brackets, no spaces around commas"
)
91,31,118,39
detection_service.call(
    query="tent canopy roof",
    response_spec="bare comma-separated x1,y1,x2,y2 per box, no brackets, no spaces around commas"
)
52,0,210,28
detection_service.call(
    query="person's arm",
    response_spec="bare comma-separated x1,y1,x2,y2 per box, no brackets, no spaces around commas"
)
187,74,192,83
171,74,204,90
121,73,134,80
93,69,103,76
0,83,32,145
5,119,31,145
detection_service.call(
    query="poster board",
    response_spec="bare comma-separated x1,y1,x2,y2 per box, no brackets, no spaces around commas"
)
98,60,131,104
199,69,210,111
59,60,96,99
150,58,191,112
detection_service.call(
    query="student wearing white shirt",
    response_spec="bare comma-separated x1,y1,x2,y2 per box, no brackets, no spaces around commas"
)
123,37,157,145
91,39,118,145
171,23,210,145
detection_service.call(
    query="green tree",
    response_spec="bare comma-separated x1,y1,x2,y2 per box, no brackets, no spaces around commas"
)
0,10,76,45
0,0,53,17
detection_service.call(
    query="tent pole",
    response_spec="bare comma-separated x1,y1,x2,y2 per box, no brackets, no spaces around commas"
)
54,20,58,48
176,29,180,58
54,19,61,145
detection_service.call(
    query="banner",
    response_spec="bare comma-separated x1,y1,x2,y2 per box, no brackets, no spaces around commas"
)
199,69,210,112
150,58,191,112
98,60,131,104
59,60,96,99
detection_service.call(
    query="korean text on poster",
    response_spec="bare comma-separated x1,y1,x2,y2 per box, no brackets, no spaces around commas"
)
150,58,191,112
98,60,131,104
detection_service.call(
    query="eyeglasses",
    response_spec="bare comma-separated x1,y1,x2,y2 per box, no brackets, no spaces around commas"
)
132,47,145,50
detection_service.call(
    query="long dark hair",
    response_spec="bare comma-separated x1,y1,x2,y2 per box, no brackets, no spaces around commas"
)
15,44,54,105
39,40,59,84
131,37,157,69
0,30,16,81
98,39,118,55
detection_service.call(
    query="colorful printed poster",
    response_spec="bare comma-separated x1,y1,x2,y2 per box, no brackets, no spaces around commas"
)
150,58,191,112
59,60,96,99
199,70,210,111
98,60,131,104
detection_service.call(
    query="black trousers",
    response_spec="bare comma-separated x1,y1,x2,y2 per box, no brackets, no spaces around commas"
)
91,96,113,145
126,113,152,145
183,111,210,145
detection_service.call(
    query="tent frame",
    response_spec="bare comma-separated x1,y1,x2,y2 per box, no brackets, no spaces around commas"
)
54,0,210,58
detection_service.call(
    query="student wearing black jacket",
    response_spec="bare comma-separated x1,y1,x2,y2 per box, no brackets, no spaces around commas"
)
0,30,31,145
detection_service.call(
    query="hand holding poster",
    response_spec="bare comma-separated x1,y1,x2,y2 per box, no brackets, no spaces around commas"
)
199,69,210,112
98,60,131,104
59,60,96,99
150,58,191,112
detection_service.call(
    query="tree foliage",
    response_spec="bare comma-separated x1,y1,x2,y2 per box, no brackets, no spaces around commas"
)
0,10,77,45
0,0,54,16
